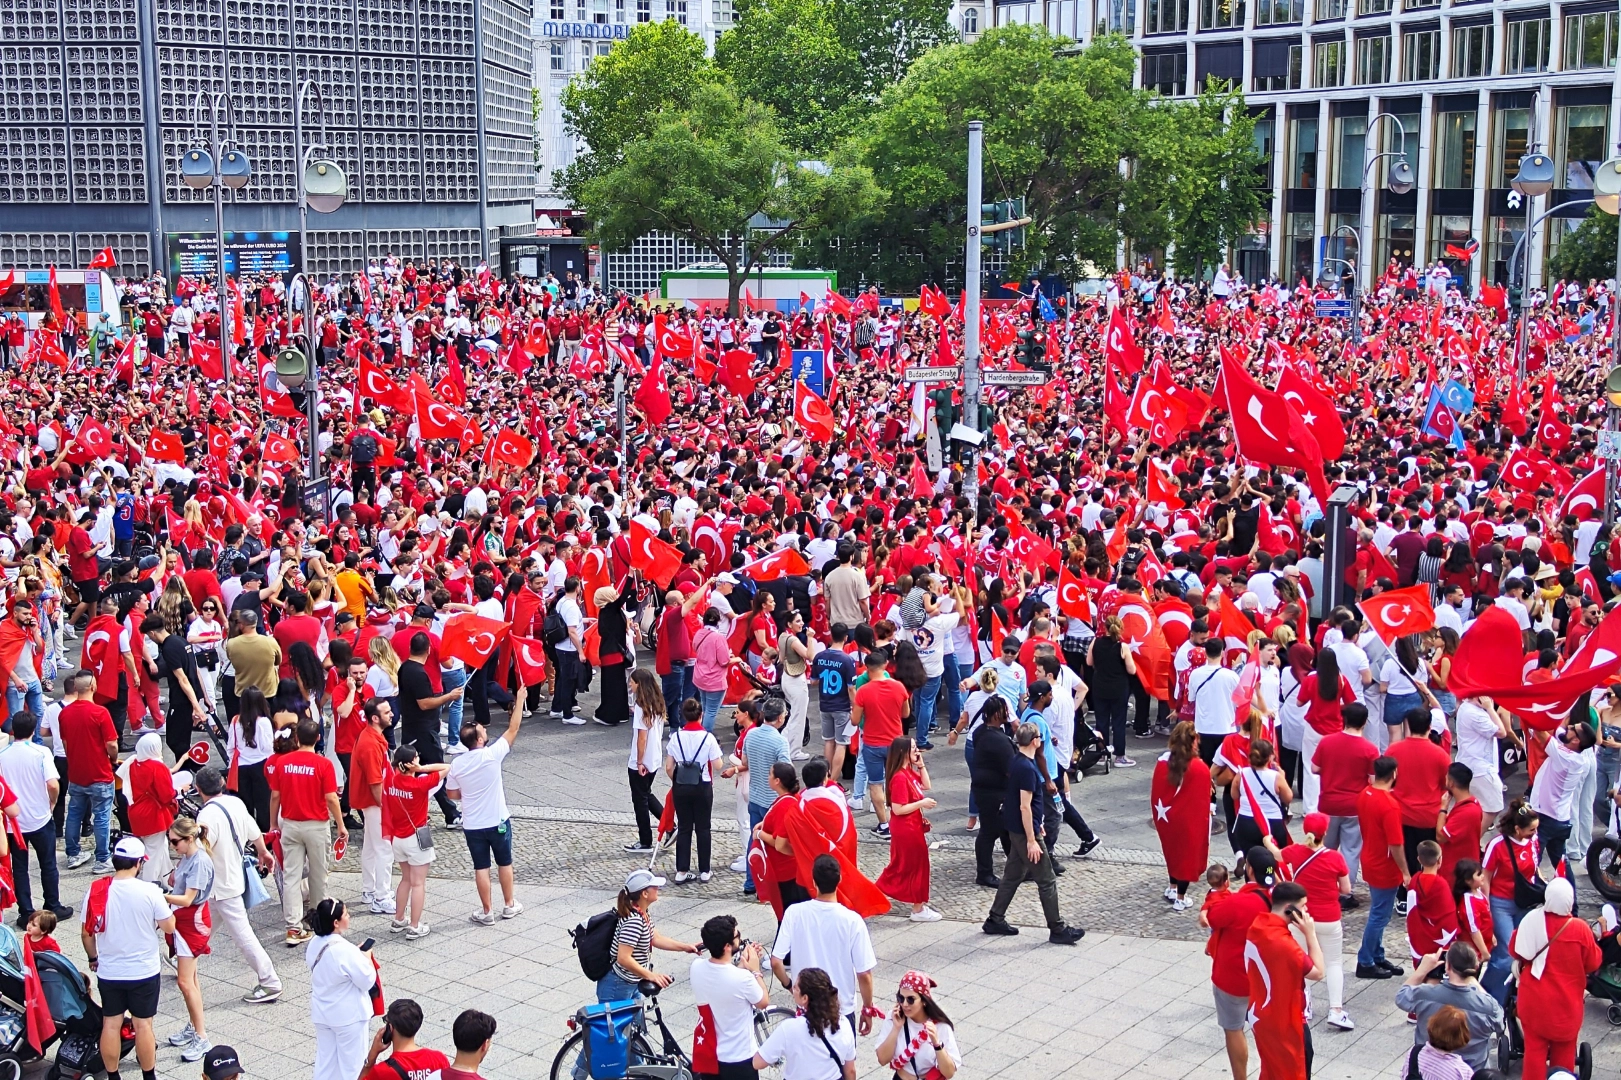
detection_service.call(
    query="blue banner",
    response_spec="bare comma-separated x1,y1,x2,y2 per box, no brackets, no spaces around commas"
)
791,349,826,396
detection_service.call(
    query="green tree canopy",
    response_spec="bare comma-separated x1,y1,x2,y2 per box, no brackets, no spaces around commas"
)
1549,205,1619,283
576,83,882,314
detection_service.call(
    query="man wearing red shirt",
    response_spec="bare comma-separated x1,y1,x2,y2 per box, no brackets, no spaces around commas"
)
1437,763,1483,886
267,719,341,946
1206,847,1277,1080
1389,709,1453,874
66,515,101,627
271,591,327,679
851,651,910,831
349,699,394,916
1356,756,1408,979
59,671,118,871
391,607,443,694
181,549,225,613
1311,703,1378,890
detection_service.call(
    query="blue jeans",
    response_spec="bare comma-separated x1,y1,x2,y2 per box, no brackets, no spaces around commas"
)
662,671,687,728
698,688,725,733
853,742,868,798
573,971,644,1080
64,781,113,863
745,802,769,891
1486,895,1529,1003
4,679,43,732
441,667,467,740
964,733,978,817
942,656,963,736
915,675,941,746
1357,884,1398,968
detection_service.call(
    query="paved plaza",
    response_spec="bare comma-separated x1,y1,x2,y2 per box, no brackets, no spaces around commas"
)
28,693,1621,1079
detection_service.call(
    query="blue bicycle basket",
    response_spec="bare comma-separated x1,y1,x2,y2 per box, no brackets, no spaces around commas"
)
580,1000,643,1079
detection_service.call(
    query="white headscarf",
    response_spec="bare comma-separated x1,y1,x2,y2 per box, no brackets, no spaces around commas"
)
115,732,163,788
1512,876,1576,980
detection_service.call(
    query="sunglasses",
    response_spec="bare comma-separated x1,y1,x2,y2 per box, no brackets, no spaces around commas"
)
896,994,919,1005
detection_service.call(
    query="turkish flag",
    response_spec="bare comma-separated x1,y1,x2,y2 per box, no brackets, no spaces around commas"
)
919,285,952,319
1562,467,1606,521
75,418,114,459
1219,350,1329,506
719,349,758,398
1136,548,1167,589
1500,447,1550,493
508,635,549,687
794,382,835,442
1125,372,1188,447
1451,607,1621,729
47,266,64,325
146,430,184,464
440,613,511,667
1359,584,1436,646
1109,594,1173,700
357,358,411,413
653,314,695,362
1103,305,1144,375
782,788,891,917
824,291,853,319
1246,911,1311,1080
690,514,730,574
20,932,55,1054
1102,366,1131,435
262,431,299,464
191,337,224,381
416,394,468,441
1276,365,1346,461
434,374,466,407
741,547,812,582
504,339,533,378
87,246,116,271
1056,569,1093,622
1538,412,1571,454
634,355,673,426
259,360,303,419
1145,459,1184,510
206,424,231,462
487,428,534,469
210,393,232,420
629,520,683,590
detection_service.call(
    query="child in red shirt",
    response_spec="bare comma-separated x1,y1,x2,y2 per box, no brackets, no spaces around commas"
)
1407,841,1460,963
1454,859,1494,961
24,910,60,953
1198,863,1232,957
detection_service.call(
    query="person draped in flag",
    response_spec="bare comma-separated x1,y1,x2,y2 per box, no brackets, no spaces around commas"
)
1245,880,1325,1080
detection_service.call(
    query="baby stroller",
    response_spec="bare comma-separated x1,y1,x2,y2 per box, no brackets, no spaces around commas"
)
0,924,133,1080
1498,979,1593,1078
1070,717,1110,778
1587,904,1621,1026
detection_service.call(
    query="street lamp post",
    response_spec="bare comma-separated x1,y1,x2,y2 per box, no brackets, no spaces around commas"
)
962,120,984,520
1358,112,1415,293
1508,138,1556,379
179,92,252,401
1328,225,1361,342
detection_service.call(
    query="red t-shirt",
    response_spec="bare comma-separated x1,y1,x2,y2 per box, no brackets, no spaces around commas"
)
1389,737,1452,828
59,700,117,785
268,749,337,822
761,797,802,884
380,768,442,840
1311,732,1379,816
1280,842,1348,922
1357,786,1405,889
365,1048,451,1080
333,680,374,754
349,726,389,812
1484,834,1539,901
854,678,909,748
273,614,325,679
1438,797,1483,884
1295,673,1357,736
391,627,443,693
66,527,98,583
1207,882,1272,996
1459,892,1495,954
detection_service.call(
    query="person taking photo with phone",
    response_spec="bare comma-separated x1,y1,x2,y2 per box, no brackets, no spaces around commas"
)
1244,881,1325,1080
360,998,449,1080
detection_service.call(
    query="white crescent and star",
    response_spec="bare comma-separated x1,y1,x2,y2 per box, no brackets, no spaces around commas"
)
1153,800,1171,822
1245,396,1278,441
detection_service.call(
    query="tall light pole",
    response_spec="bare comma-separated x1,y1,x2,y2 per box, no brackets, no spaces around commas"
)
179,91,252,400
1508,131,1556,379
1329,224,1361,342
962,120,984,520
1358,112,1414,293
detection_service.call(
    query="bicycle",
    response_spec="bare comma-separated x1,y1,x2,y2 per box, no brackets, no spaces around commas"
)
549,979,796,1080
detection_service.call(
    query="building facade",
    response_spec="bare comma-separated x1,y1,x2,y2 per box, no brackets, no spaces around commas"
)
0,0,533,278
994,0,1620,292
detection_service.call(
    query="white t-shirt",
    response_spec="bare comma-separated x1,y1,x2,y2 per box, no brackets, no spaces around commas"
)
196,794,261,901
1455,700,1501,778
755,1015,856,1080
770,899,877,1018
667,727,722,782
1330,641,1371,704
446,737,512,830
1495,595,1531,631
1189,665,1241,736
0,739,56,834
555,595,583,653
630,703,664,773
874,1018,961,1079
1380,655,1428,696
688,958,766,1063
85,877,171,979
910,612,959,679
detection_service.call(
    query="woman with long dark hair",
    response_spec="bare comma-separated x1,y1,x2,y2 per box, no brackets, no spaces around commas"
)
876,971,959,1080
1087,616,1137,768
752,967,857,1080
876,737,940,922
1151,721,1211,909
227,687,276,830
625,668,666,851
1379,633,1436,744
1292,645,1357,814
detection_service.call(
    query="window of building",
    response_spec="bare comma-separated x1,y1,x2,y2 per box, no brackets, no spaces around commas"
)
1254,42,1303,90
550,0,564,17
1403,0,1437,10
712,0,733,22
575,0,585,19
616,0,626,20
1289,114,1319,187
1491,107,1530,188
1142,49,1188,94
1144,0,1189,34
1486,215,1523,286
1314,39,1345,85
1401,28,1440,80
1450,24,1491,77
1254,0,1301,24
963,6,978,31
1286,211,1317,281
550,41,565,69
1378,213,1416,271
591,0,608,21
1315,0,1345,19
1433,109,1477,188
1391,111,1420,168
1557,103,1610,188
1201,0,1243,29
1355,34,1391,83
1429,214,1472,265
674,0,687,22
1506,18,1550,74
1254,115,1276,165
1096,0,1135,34
636,0,650,19
1334,113,1367,187
1357,0,1389,15
1564,11,1618,70
597,41,612,55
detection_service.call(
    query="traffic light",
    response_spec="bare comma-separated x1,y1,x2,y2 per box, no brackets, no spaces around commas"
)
982,202,1009,254
1016,327,1036,365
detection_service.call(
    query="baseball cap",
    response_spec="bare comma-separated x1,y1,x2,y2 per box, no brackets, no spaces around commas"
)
202,1045,242,1080
624,869,666,892
716,572,739,585
112,836,146,860
412,603,436,619
1302,812,1329,838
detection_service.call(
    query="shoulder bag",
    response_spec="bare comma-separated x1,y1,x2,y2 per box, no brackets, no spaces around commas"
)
218,801,270,909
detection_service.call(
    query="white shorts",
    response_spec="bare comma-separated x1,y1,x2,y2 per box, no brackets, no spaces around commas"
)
391,834,436,867
1470,770,1505,815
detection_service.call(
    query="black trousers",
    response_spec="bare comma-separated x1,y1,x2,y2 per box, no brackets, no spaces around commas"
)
672,781,712,873
337,752,353,816
164,706,193,763
51,758,66,838
235,760,272,833
221,673,239,736
972,787,1008,876
12,820,61,915
411,728,459,823
1045,774,1094,848
628,768,664,848
1402,825,1437,881
703,1061,759,1080
553,649,582,716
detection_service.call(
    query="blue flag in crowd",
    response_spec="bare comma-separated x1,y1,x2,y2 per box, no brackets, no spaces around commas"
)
1438,379,1475,416
1422,386,1465,450
1037,294,1058,323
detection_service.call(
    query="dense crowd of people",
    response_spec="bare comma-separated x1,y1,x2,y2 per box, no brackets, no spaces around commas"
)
2,250,1621,1079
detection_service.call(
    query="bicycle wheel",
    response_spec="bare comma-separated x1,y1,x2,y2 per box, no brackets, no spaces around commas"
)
549,1028,588,1080
753,1007,798,1080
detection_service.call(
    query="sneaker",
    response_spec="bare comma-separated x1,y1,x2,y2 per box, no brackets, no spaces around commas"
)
1048,926,1086,946
623,842,655,854
369,898,397,916
445,816,462,830
1113,756,1136,768
790,750,810,761
1075,837,1102,858
345,813,365,831
65,853,91,870
561,714,587,726
674,871,694,884
180,1034,212,1063
468,910,496,926
501,902,524,919
592,716,614,726
389,918,410,934
1163,885,1178,903
48,904,72,921
1394,898,1409,917
1376,959,1404,976
241,985,281,1004
871,822,890,838
698,872,712,883
1355,964,1394,980
965,820,979,833
90,861,114,876
1326,1009,1355,1031
548,711,564,720
285,928,312,947
1338,893,1360,910
847,797,866,813
1132,729,1157,739
1172,898,1189,912
405,923,432,940
729,857,747,873
168,1023,196,1047
982,917,1019,936
1406,1012,1417,1025
909,906,943,923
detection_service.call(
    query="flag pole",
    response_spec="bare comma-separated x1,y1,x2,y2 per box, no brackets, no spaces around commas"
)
962,121,984,523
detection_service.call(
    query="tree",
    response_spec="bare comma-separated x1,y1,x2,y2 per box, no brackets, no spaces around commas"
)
1549,205,1619,283
558,21,727,203
715,0,954,154
576,84,883,315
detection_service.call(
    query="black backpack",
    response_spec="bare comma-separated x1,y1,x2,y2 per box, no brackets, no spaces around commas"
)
351,432,379,465
542,603,569,646
569,910,619,982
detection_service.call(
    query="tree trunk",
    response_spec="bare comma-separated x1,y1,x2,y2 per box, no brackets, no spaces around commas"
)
727,269,744,320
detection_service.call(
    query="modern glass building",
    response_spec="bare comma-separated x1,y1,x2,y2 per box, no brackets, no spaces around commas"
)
0,0,534,278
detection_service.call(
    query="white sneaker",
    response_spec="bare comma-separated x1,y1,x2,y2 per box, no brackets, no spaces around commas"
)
389,918,410,934
360,890,375,905
405,922,432,940
501,902,524,919
561,714,587,726
369,898,397,915
469,910,496,926
1326,1009,1355,1031
1171,898,1190,912
180,1035,212,1063
674,871,694,884
847,797,866,813
729,857,747,873
65,853,92,870
1163,885,1178,903
168,1023,196,1047
90,861,114,876
790,750,810,762
699,871,712,883
909,906,943,923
